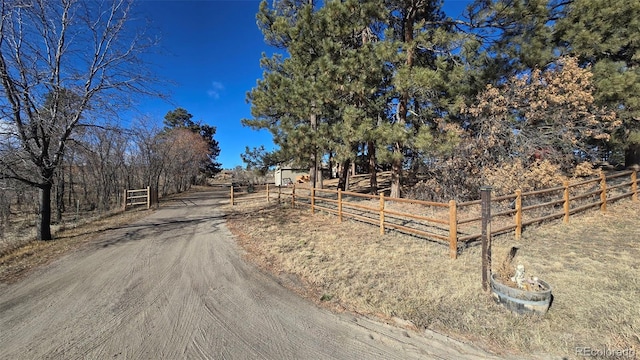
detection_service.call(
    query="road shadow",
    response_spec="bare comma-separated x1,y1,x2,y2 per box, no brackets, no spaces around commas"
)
61,188,234,249
94,214,228,248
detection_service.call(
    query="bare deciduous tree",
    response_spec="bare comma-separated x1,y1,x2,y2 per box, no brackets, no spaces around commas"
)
162,128,210,194
0,0,160,240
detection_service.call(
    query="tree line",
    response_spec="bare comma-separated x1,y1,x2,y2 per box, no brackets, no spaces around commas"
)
0,1,220,241
242,0,639,200
0,105,220,241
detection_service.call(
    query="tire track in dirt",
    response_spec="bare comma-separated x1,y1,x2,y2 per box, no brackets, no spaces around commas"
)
0,189,502,359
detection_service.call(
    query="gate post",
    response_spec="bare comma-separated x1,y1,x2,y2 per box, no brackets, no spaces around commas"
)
481,186,493,292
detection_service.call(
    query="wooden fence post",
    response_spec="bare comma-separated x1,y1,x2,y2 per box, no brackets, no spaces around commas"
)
338,189,343,223
600,172,607,212
123,189,127,211
292,184,296,208
278,185,281,204
146,186,151,209
379,193,385,235
449,200,457,259
563,181,570,223
311,187,315,214
515,190,522,239
481,186,492,292
632,171,638,202
267,184,270,202
230,186,234,206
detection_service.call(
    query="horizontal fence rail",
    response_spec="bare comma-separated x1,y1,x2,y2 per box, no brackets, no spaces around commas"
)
123,186,154,210
229,184,273,205
229,170,638,259
456,170,638,244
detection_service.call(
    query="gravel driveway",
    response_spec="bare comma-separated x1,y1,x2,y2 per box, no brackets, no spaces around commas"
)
0,189,500,359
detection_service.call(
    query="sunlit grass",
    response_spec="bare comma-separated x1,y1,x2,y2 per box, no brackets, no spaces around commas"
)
226,198,640,358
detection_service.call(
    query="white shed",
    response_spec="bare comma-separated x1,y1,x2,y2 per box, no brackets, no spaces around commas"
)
274,167,308,186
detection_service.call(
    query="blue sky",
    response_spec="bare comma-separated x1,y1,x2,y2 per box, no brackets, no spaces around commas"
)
134,0,470,170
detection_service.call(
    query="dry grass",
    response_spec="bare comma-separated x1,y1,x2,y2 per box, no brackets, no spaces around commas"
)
2,184,636,358
225,196,640,359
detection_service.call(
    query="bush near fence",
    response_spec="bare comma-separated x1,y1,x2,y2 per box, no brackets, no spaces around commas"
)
229,170,638,259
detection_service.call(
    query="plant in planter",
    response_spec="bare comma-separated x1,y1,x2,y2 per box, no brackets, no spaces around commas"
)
491,247,553,315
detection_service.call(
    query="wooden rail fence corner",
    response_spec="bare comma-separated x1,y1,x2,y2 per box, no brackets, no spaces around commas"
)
480,187,492,292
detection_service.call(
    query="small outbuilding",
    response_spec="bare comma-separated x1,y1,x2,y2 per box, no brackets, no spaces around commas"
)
274,166,308,186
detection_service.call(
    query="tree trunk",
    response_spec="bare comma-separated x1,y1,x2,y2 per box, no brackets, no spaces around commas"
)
316,164,323,189
68,157,74,209
309,110,322,189
38,182,53,241
390,9,415,199
338,159,350,191
390,149,402,198
55,172,64,223
625,142,640,168
368,141,378,194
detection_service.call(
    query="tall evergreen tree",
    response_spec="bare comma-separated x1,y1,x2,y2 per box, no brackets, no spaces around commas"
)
381,0,466,197
246,0,334,189
314,0,388,191
247,0,470,196
554,0,640,166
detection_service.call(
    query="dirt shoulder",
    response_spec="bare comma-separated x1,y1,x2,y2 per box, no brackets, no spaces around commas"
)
224,197,640,359
0,209,151,284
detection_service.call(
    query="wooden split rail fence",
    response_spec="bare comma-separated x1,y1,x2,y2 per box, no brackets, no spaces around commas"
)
230,170,638,259
123,186,157,210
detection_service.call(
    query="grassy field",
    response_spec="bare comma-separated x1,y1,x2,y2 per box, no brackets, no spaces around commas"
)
225,195,640,359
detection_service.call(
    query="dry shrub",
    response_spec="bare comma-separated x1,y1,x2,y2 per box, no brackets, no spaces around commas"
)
527,159,566,188
406,153,484,202
572,161,600,178
483,159,566,195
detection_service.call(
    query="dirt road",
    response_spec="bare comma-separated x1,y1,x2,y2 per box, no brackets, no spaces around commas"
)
0,189,500,359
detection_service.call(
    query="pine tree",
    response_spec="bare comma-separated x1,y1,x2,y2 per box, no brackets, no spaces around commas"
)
313,0,388,192
245,0,330,188
554,0,640,166
380,0,467,197
466,0,561,74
